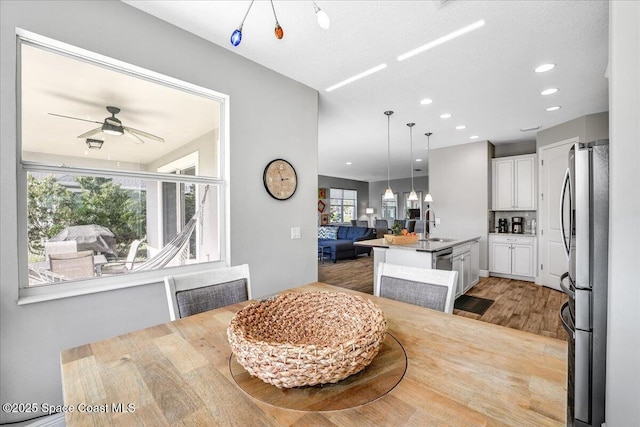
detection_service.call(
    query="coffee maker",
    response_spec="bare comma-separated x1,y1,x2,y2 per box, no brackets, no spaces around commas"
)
498,218,509,233
511,216,524,234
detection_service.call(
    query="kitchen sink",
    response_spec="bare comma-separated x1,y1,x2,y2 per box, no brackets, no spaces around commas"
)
427,237,457,242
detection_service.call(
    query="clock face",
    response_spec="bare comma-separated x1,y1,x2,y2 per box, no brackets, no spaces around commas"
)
263,159,298,200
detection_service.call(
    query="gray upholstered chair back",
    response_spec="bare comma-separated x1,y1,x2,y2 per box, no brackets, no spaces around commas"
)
413,220,425,234
375,262,458,314
164,264,251,320
356,220,369,227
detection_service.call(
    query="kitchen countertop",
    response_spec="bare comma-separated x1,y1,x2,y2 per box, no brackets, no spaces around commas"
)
489,232,537,237
355,236,481,252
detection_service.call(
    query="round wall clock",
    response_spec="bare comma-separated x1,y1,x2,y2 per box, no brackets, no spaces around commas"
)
263,159,298,200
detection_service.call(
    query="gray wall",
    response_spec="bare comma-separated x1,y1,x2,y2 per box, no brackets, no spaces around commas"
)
606,1,640,424
494,140,536,157
536,112,609,148
0,1,318,422
428,141,493,270
318,175,370,221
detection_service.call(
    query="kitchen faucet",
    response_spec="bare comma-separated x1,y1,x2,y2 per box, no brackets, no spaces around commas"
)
421,207,437,240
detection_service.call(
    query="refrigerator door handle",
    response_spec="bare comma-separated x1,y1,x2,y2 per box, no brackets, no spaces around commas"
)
559,167,572,260
559,272,574,299
560,301,575,339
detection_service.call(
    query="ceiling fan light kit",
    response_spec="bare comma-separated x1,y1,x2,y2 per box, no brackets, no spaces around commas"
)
86,138,104,150
230,0,329,47
49,105,164,147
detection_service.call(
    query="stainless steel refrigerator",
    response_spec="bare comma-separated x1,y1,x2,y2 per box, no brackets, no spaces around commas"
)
559,140,609,427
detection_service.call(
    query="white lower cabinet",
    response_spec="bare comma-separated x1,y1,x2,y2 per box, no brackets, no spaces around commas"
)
489,235,536,281
452,240,480,297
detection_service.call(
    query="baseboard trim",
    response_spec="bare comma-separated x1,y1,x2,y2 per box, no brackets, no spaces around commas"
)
479,269,489,277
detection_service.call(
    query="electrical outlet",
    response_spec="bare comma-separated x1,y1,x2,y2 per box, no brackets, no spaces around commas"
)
435,218,441,225
291,227,301,239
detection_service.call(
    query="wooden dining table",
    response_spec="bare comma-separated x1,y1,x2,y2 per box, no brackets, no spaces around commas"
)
60,282,567,426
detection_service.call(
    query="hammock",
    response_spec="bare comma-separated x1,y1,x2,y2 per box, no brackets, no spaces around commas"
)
132,185,209,272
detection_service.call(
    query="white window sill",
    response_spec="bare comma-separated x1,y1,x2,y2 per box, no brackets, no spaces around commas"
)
18,261,226,305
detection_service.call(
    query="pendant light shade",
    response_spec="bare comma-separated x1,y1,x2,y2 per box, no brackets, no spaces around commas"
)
407,123,418,201
383,111,395,200
230,0,255,46
270,0,284,39
424,132,433,203
313,1,330,30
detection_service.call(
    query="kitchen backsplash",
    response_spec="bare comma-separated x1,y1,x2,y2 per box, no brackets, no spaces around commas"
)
490,211,537,234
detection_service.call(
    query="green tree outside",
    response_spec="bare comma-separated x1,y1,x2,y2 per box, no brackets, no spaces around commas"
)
28,174,146,259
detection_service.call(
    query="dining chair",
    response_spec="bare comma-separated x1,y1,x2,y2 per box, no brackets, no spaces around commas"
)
413,220,425,234
356,220,369,227
102,239,143,274
44,240,78,261
49,250,95,280
164,264,251,320
375,219,389,238
375,262,458,314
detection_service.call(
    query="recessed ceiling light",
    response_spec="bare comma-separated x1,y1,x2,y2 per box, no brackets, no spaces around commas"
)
440,113,452,119
546,106,561,112
470,135,479,139
397,20,486,61
455,125,466,130
416,158,423,162
541,88,559,95
535,63,556,73
346,161,352,165
325,63,388,92
420,98,433,105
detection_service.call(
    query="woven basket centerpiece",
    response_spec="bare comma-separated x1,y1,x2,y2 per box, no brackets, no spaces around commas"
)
227,291,387,389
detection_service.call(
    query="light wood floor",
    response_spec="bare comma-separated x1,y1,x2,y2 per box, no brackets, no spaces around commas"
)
319,254,568,341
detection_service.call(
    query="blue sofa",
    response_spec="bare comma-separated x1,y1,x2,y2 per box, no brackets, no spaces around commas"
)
318,226,374,263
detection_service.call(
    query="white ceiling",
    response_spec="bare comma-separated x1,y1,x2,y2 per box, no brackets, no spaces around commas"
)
21,44,220,167
129,1,605,181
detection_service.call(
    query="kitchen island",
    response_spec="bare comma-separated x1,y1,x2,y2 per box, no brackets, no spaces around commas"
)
355,236,481,297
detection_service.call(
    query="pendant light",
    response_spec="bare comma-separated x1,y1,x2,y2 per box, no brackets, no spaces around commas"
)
313,1,330,30
383,111,395,200
407,123,418,201
270,0,284,39
231,1,330,47
424,132,433,202
230,0,255,46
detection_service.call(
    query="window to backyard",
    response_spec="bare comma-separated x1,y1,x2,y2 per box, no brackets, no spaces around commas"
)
329,188,357,224
18,32,228,295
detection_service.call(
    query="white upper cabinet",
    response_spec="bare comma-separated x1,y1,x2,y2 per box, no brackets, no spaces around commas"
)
492,154,536,210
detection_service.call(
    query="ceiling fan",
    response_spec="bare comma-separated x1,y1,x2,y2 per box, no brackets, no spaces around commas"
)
48,106,165,144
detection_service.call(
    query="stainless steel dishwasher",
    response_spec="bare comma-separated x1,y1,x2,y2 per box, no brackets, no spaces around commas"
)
432,247,453,270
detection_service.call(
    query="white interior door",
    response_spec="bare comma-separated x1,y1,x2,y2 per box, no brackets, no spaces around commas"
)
539,137,578,290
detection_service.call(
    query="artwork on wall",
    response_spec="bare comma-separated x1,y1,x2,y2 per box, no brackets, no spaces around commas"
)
318,188,327,199
320,213,330,225
317,200,326,213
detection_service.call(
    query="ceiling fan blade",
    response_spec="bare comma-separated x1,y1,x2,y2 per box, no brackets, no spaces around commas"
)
77,127,103,139
124,126,165,143
48,112,103,125
124,129,146,144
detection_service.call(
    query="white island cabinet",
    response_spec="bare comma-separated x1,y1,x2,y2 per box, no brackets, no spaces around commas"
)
358,237,481,299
